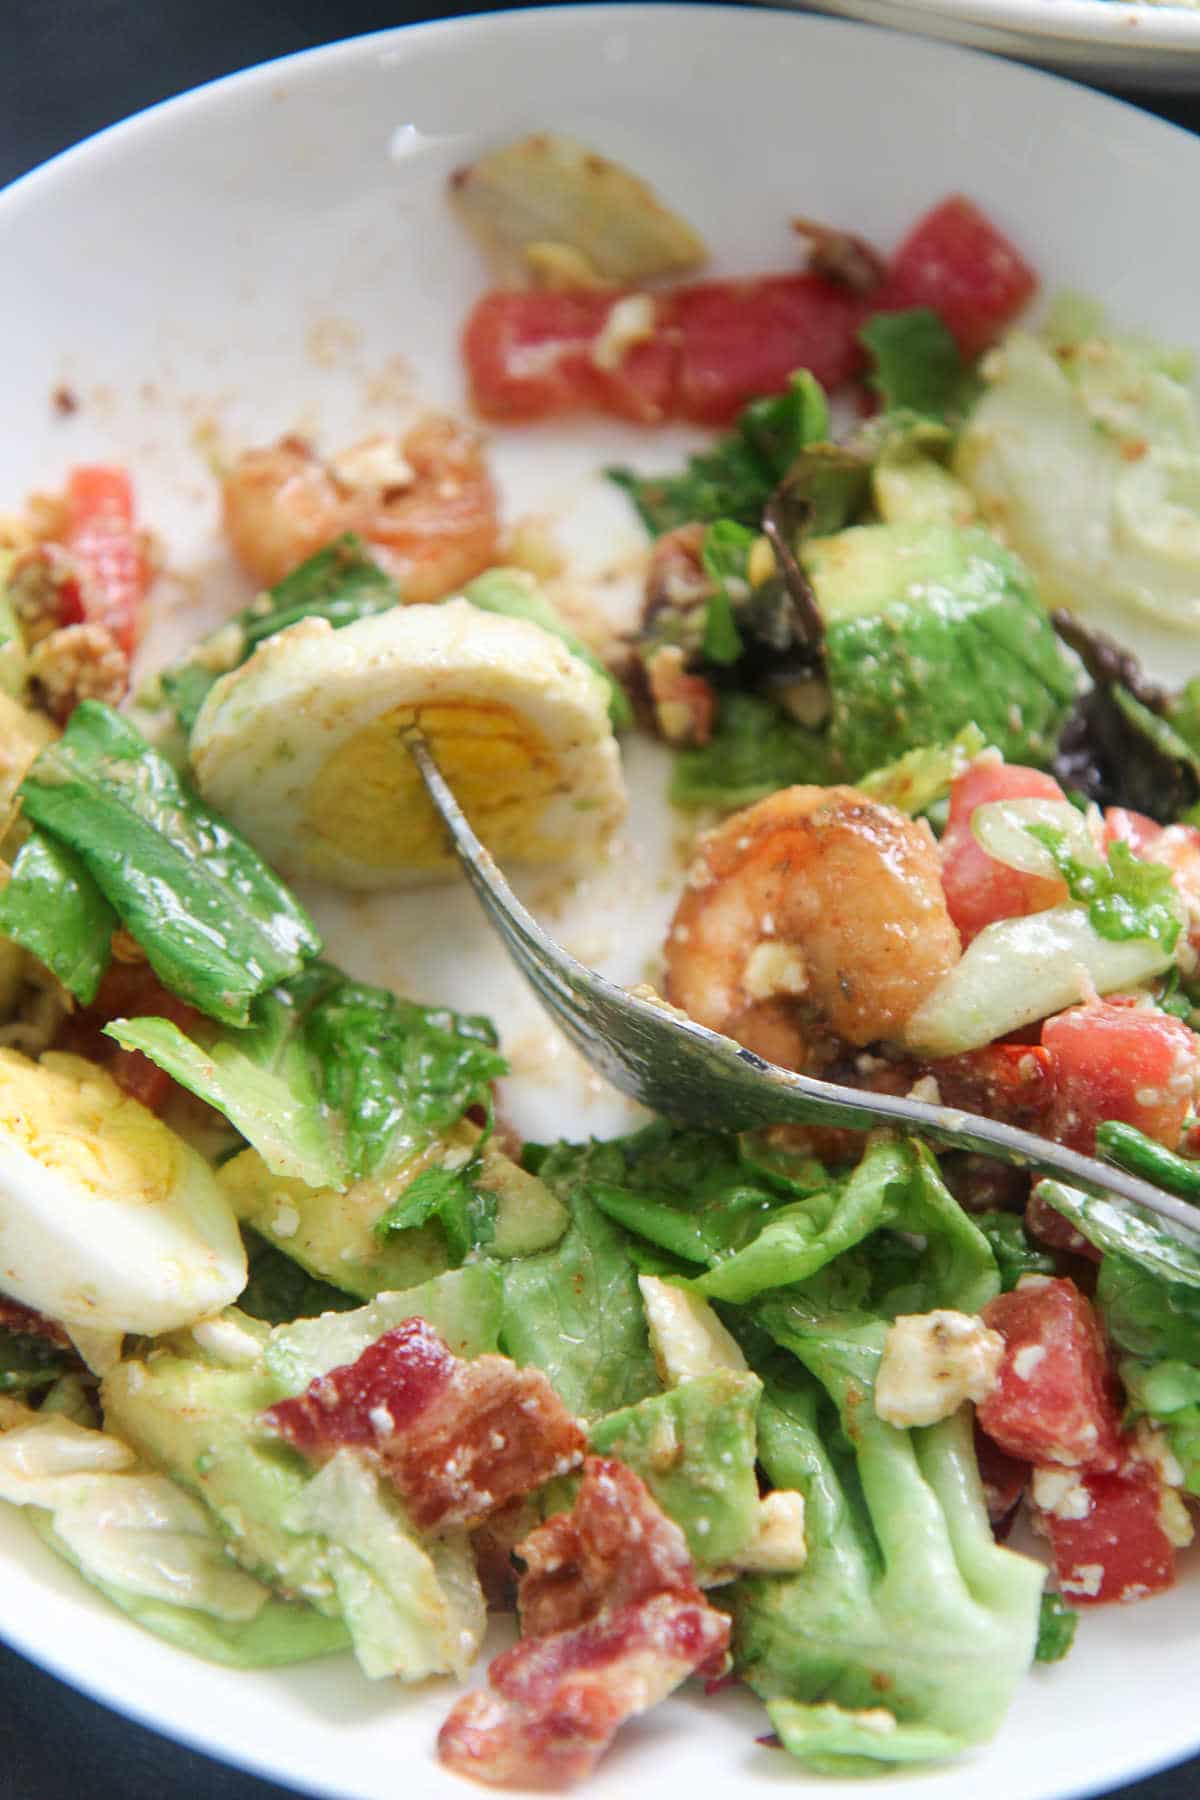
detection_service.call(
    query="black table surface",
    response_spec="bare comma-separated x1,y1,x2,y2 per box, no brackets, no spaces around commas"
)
3,1,1200,1795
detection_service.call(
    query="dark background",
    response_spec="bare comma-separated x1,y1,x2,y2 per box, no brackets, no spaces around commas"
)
1,2,1199,1797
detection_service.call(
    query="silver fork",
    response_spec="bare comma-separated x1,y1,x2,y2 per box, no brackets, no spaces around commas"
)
407,733,1200,1238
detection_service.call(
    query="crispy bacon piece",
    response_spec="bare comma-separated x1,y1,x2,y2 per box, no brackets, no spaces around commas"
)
438,1459,731,1789
262,1318,586,1533
518,1456,700,1639
438,1591,729,1789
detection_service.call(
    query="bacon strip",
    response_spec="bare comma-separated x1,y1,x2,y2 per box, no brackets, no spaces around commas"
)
438,1458,731,1789
0,1296,71,1349
518,1455,699,1638
262,1318,586,1533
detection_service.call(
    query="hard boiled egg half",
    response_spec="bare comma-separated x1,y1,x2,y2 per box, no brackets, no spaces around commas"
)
188,600,627,888
0,1050,246,1335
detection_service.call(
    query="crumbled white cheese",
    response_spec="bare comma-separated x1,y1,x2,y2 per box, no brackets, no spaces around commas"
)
874,1310,1005,1429
906,1074,942,1106
270,1203,300,1240
735,1491,807,1572
1061,1563,1104,1599
329,435,415,494
1012,1344,1047,1382
590,294,656,373
742,941,809,1002
1032,1466,1093,1522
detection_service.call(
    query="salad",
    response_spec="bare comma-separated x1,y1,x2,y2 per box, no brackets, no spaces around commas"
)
4,137,1200,1791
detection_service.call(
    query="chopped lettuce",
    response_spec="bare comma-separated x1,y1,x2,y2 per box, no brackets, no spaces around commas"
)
730,1340,1043,1770
578,1120,825,1266
609,371,829,534
160,536,399,733
375,1157,497,1262
859,309,968,422
696,1138,998,1314
1034,1592,1078,1664
972,1212,1056,1292
500,1141,661,1419
18,702,320,1026
670,692,831,811
699,521,753,665
1025,828,1181,955
1038,1181,1200,1290
107,961,505,1193
0,830,115,1004
0,1406,345,1667
1099,1253,1200,1365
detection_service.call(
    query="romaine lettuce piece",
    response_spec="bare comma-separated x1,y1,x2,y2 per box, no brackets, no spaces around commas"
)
609,371,829,535
731,1338,1044,1770
107,961,506,1193
0,830,115,1005
0,1404,345,1666
576,1119,825,1266
158,534,400,733
18,702,320,1026
102,1343,485,1680
695,1138,998,1315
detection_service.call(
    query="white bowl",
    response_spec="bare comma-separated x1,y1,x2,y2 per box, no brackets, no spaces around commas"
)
800,0,1200,90
3,6,1200,1798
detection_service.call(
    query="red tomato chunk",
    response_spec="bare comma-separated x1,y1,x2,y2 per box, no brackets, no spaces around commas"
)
1041,1001,1199,1154
1033,1460,1177,1605
978,1278,1122,1471
462,196,1037,427
938,761,1068,945
55,961,202,1115
874,194,1038,359
62,465,151,656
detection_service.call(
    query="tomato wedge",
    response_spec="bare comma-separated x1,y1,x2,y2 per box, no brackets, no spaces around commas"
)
874,194,1038,359
59,466,151,656
978,1277,1122,1472
1033,1459,1178,1605
1041,1000,1199,1154
56,960,201,1114
938,760,1069,945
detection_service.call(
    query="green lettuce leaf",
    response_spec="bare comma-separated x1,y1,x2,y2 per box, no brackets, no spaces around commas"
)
670,692,831,811
859,309,968,422
19,702,320,1026
608,371,829,535
1097,1252,1200,1364
500,1141,661,1419
972,1212,1056,1292
730,1339,1043,1768
106,962,506,1193
375,1158,498,1263
160,535,400,734
0,830,115,1004
1038,1181,1200,1289
237,1229,359,1325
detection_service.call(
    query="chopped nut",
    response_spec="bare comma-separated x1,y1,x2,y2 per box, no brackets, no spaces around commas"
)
28,623,128,722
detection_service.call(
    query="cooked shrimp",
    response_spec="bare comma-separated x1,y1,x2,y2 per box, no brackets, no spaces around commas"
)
221,414,500,602
664,785,961,1070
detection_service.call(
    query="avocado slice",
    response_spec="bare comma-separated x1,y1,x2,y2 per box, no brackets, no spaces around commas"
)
588,1369,764,1573
800,522,1079,777
219,1126,565,1300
